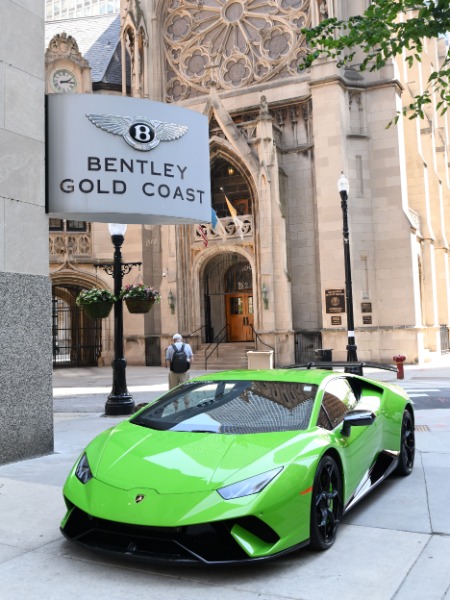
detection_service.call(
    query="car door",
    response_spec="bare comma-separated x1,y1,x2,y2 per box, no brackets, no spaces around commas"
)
317,377,379,500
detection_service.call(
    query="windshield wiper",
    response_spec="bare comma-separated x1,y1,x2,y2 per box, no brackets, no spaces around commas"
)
190,429,218,434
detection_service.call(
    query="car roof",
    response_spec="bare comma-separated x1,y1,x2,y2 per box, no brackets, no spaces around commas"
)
192,369,335,386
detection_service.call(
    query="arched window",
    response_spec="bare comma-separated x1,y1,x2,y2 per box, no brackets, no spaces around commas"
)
211,160,252,217
225,262,252,292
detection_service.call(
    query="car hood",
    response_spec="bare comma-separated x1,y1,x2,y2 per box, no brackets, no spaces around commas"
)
91,421,307,494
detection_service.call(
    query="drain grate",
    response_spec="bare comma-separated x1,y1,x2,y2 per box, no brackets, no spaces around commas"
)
415,425,431,432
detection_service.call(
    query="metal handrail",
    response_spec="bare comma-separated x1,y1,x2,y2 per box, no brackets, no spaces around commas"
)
184,325,206,350
249,324,275,360
204,324,230,370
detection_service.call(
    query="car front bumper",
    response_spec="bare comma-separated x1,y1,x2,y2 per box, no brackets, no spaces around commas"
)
61,503,308,564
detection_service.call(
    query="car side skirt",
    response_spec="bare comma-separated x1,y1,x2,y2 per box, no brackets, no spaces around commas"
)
344,450,399,513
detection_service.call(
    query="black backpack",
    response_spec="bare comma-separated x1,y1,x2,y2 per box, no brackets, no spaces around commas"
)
170,343,190,373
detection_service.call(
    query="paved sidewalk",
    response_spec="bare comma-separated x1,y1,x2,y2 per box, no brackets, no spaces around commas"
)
0,362,450,599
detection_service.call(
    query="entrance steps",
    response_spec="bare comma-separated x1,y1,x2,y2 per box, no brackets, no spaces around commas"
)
195,342,255,371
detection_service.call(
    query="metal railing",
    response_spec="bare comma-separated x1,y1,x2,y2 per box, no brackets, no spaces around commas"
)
249,324,275,364
145,336,161,367
440,324,450,353
184,325,206,351
204,325,230,370
294,331,322,364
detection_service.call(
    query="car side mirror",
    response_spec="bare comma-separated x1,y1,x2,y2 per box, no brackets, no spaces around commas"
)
341,410,376,437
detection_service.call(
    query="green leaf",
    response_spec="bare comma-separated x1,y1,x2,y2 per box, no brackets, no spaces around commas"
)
299,0,450,124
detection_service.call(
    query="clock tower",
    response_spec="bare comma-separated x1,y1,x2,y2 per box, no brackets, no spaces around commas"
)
45,32,92,94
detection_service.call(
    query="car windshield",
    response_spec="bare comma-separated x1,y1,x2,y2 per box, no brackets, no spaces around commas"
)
131,380,318,434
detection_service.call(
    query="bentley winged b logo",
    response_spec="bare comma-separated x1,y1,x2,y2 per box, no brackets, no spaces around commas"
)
85,113,188,152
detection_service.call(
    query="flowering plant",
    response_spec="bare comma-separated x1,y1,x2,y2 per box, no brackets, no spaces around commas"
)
76,287,116,307
119,284,160,302
393,355,406,363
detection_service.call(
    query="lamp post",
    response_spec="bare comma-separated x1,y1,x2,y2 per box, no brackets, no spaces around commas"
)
99,223,141,416
337,173,358,362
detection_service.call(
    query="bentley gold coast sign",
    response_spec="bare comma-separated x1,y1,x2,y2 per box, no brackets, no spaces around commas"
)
46,94,211,224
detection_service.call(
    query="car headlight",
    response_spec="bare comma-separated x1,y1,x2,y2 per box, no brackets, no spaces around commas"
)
75,452,93,484
217,467,283,500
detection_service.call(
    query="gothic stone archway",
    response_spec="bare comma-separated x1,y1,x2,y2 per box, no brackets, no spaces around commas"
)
202,252,253,343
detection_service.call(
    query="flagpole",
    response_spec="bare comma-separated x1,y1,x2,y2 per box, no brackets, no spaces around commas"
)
223,191,244,240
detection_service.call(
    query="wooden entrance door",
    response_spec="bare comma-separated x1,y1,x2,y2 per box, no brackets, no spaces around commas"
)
226,293,254,341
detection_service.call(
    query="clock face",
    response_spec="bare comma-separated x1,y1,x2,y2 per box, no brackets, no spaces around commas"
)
51,68,77,93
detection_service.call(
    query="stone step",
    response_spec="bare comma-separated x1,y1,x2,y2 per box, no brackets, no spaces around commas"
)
195,342,255,371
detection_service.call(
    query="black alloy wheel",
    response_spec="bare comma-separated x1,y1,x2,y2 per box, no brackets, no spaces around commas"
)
309,455,343,551
395,409,415,476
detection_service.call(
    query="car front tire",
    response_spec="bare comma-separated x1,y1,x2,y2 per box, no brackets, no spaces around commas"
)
309,455,343,551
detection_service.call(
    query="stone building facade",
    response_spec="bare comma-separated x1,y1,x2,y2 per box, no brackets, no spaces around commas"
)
45,0,450,370
0,2,53,464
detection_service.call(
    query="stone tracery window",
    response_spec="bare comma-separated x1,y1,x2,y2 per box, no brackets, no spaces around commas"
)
164,0,311,101
122,22,147,98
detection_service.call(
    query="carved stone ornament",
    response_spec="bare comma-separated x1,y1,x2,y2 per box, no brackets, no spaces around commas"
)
317,0,328,21
45,32,90,69
164,0,311,101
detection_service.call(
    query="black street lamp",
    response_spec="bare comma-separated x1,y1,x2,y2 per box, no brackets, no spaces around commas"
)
99,223,141,416
337,173,358,363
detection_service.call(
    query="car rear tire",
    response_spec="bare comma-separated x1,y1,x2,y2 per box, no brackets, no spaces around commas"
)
395,409,415,476
309,455,343,551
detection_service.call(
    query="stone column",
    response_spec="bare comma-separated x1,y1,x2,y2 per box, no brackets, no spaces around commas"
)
254,96,294,366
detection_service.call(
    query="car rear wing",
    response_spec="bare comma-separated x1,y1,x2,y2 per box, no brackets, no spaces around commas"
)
282,362,398,376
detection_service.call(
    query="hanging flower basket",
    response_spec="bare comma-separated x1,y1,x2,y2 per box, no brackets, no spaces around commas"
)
120,284,160,314
125,298,155,314
82,301,114,319
76,288,116,319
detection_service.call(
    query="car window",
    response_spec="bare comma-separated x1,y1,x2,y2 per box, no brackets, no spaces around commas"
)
317,378,358,431
131,380,318,434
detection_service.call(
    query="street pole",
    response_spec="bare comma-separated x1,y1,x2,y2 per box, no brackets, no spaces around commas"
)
338,173,358,363
99,224,141,416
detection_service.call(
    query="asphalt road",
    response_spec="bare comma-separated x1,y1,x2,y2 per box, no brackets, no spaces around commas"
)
395,380,450,409
52,364,450,412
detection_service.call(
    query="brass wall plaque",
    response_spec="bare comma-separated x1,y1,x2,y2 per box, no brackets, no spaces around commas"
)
325,289,345,314
361,302,372,313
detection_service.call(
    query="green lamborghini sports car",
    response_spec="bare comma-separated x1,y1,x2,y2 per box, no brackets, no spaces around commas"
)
61,367,415,565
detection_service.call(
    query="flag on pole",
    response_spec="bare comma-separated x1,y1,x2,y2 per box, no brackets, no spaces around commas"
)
225,196,244,240
196,224,208,247
211,208,227,241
